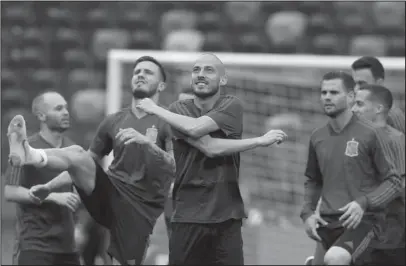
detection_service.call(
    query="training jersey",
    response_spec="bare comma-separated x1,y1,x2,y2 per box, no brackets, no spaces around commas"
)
169,95,246,223
387,107,405,134
89,107,173,224
301,115,403,222
5,133,76,254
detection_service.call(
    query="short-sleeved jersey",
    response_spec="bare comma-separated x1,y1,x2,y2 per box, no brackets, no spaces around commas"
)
371,126,405,249
89,107,173,223
169,95,246,223
5,133,76,253
304,115,402,219
387,107,405,134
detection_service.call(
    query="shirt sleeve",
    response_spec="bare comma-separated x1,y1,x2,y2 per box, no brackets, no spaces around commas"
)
205,96,243,138
158,121,174,152
388,107,405,134
300,137,323,222
4,164,24,186
357,128,403,210
88,115,114,157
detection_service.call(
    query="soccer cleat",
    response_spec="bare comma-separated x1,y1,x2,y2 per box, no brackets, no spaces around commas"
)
7,115,29,167
304,256,314,265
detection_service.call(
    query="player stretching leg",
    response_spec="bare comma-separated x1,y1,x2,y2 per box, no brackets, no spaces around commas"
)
137,53,288,265
300,71,402,265
352,85,405,266
7,56,175,265
4,92,81,265
305,56,405,265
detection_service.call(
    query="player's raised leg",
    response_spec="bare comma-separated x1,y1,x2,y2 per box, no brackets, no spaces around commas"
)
8,115,97,195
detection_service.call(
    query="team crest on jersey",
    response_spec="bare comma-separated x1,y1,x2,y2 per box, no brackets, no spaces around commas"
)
146,125,158,144
345,138,359,157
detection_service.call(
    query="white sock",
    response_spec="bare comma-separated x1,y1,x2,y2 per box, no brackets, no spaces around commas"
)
29,147,48,167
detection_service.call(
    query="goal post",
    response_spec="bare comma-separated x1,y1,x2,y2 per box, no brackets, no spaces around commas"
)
105,50,405,223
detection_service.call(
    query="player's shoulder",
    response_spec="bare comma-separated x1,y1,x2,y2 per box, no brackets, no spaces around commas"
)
309,122,329,142
219,94,243,107
62,136,76,147
102,107,131,123
355,117,394,142
169,98,193,113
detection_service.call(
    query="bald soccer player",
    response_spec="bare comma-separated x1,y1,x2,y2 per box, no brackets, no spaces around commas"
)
137,53,288,265
4,91,81,265
352,85,405,266
7,56,175,265
300,72,402,265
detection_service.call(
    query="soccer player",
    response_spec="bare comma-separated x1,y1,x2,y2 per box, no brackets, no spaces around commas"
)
7,56,175,265
300,71,403,265
351,56,405,133
136,53,288,265
4,91,81,265
352,84,405,266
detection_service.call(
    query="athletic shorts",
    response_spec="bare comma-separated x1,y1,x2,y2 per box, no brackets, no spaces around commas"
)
316,218,375,262
17,250,80,265
169,219,244,265
75,161,152,265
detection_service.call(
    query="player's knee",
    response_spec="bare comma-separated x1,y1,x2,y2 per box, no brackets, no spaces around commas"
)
65,145,89,164
324,246,352,265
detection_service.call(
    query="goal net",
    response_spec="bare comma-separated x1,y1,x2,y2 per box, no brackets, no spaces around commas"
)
106,50,405,225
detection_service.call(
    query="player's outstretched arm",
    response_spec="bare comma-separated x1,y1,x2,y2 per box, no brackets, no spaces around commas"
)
184,130,287,158
356,130,404,210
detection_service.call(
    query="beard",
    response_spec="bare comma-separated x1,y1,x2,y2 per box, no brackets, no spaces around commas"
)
193,86,219,100
325,106,347,118
48,123,69,133
132,85,158,99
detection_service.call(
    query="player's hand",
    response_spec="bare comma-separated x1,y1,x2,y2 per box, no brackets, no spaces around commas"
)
258,129,288,146
339,201,364,229
29,183,51,201
48,192,81,212
136,98,159,114
116,128,150,145
304,213,328,242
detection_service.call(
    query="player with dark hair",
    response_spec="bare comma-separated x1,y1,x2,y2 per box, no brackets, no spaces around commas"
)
352,84,405,266
351,56,405,133
137,53,288,265
300,71,402,265
4,91,81,265
7,56,175,265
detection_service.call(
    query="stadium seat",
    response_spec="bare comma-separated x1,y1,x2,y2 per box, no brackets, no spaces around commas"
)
2,88,30,110
197,11,223,33
54,28,83,51
1,69,19,90
129,30,158,50
67,69,104,92
334,2,370,34
83,7,112,29
162,29,204,51
224,2,262,26
372,2,405,34
349,35,388,56
20,46,48,69
311,34,345,55
63,49,92,70
31,69,59,92
265,11,308,48
92,29,130,62
387,35,405,57
22,27,49,48
232,32,268,53
2,2,36,26
46,6,79,28
307,13,335,35
202,31,231,52
117,10,154,30
160,9,198,38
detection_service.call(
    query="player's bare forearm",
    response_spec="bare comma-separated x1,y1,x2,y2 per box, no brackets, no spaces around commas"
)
46,171,72,191
145,142,176,173
356,175,403,210
186,135,264,157
300,178,322,222
4,185,40,205
153,107,217,138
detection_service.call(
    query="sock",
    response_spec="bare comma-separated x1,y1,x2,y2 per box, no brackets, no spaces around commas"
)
29,147,48,167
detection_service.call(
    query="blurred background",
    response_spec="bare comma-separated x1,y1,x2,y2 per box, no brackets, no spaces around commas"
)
1,1,405,264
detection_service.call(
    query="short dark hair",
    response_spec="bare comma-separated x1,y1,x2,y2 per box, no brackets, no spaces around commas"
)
32,90,61,114
351,56,385,81
134,56,167,82
358,84,393,111
322,71,355,92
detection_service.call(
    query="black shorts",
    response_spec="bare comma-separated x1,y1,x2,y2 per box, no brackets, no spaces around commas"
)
17,250,80,265
169,219,244,265
75,162,152,265
358,247,405,266
317,218,375,262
